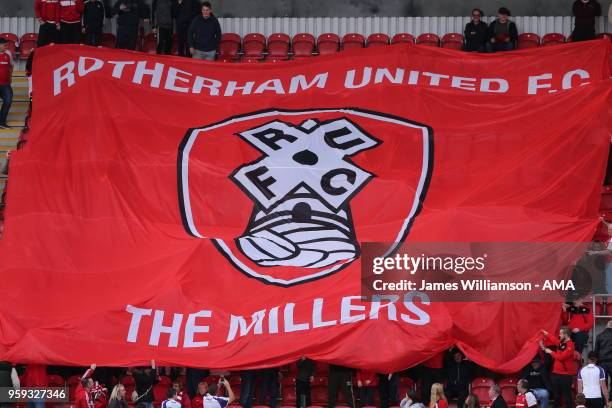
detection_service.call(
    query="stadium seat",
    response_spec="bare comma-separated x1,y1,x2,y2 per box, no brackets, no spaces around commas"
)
0,33,18,56
314,362,329,375
441,33,464,49
517,33,540,49
601,185,612,221
266,33,290,61
153,383,170,402
158,375,171,385
47,374,64,387
542,33,565,46
342,33,365,50
281,377,296,405
416,33,440,47
471,377,495,407
594,219,610,242
392,33,415,44
19,33,37,60
367,33,390,47
317,33,340,55
218,33,241,62
142,32,157,54
499,378,518,407
397,376,414,397
243,33,266,61
292,33,315,58
101,33,116,48
311,376,328,404
67,375,81,400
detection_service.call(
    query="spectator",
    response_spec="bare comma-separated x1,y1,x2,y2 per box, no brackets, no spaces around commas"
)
378,373,399,408
188,2,221,61
108,384,128,408
75,377,95,408
464,394,480,408
59,0,84,44
541,327,578,408
22,365,48,408
578,394,589,408
152,0,174,54
487,7,518,52
91,382,108,408
595,321,612,399
422,352,446,404
577,352,609,408
186,368,209,399
489,385,508,408
445,349,473,407
192,382,208,408
464,8,488,52
0,38,13,130
563,300,594,353
522,355,552,408
327,364,355,408
516,379,538,408
609,3,612,24
204,379,235,408
112,0,149,50
35,0,61,46
132,360,159,408
258,368,279,408
356,370,377,406
174,0,201,56
239,370,256,408
295,358,315,408
163,388,181,408
572,0,602,42
429,383,448,408
172,381,192,408
401,390,427,408
83,0,105,46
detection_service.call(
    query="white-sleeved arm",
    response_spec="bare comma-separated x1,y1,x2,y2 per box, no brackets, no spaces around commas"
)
11,367,20,388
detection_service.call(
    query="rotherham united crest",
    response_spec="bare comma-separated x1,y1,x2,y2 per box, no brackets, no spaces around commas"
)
178,108,433,286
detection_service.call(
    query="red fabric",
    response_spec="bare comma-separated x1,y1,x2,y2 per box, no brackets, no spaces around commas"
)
543,333,577,375
192,394,204,408
59,0,84,24
0,52,12,85
75,392,92,408
177,390,191,408
423,352,445,369
0,43,610,373
35,0,61,24
431,399,448,408
563,306,594,332
22,365,48,387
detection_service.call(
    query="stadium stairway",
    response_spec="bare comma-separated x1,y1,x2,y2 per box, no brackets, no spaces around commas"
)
0,71,28,192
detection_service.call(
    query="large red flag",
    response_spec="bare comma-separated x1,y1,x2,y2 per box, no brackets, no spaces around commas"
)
0,41,610,372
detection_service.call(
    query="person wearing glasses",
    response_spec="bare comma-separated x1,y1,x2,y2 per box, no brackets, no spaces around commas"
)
464,8,488,52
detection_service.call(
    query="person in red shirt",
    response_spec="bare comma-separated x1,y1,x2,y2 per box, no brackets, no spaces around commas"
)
191,382,207,408
563,299,594,354
0,38,13,130
59,0,85,44
34,0,61,46
429,383,448,408
515,379,538,408
541,327,578,408
22,364,48,408
75,377,95,408
356,370,378,406
172,381,192,408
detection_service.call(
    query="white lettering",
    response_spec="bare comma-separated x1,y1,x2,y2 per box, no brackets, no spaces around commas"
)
345,68,372,89
527,73,553,95
53,61,76,96
183,310,211,348
340,296,366,323
125,305,152,343
149,310,183,347
288,73,328,93
165,67,192,93
133,61,164,88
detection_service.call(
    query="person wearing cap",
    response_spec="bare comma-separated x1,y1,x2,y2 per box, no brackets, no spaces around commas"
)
522,355,552,408
577,352,609,408
0,38,14,130
487,7,518,52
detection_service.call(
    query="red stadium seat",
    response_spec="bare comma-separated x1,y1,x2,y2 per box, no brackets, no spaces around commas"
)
601,185,612,221
158,376,171,385
416,33,440,47
292,33,315,58
153,383,169,402
218,33,241,62
594,219,610,242
499,378,518,407
101,33,116,48
47,374,64,387
311,376,328,405
142,32,157,54
397,376,414,397
392,33,415,44
266,33,290,61
542,33,565,46
342,33,365,50
317,33,340,55
68,375,81,401
314,362,329,375
441,33,464,49
19,33,38,60
517,33,540,49
471,377,495,407
0,33,18,56
243,33,266,60
281,377,297,405
367,33,390,47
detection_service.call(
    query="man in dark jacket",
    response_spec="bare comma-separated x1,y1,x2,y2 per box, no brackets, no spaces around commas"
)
152,0,173,54
327,365,355,408
572,0,602,41
490,385,509,408
132,360,158,408
113,0,149,50
83,0,105,46
522,355,552,408
445,349,473,407
595,321,612,400
174,0,201,56
296,358,315,408
464,8,488,52
188,1,221,60
487,7,518,52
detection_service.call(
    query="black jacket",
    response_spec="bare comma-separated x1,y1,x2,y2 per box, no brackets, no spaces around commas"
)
132,368,158,403
445,360,473,388
113,0,148,27
188,14,221,51
491,396,508,408
488,19,519,46
296,358,315,382
464,21,489,47
0,362,13,388
108,398,129,408
573,0,602,28
595,328,612,363
83,0,105,28
521,363,552,390
152,0,174,27
174,0,200,24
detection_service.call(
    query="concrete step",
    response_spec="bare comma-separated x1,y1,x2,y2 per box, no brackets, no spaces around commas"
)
7,112,27,120
11,77,28,85
0,129,20,136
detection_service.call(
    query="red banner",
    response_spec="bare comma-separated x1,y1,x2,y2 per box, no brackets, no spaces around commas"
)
0,41,610,372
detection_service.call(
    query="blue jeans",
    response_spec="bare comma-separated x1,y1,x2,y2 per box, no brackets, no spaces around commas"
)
533,388,549,408
27,401,45,408
0,84,12,124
